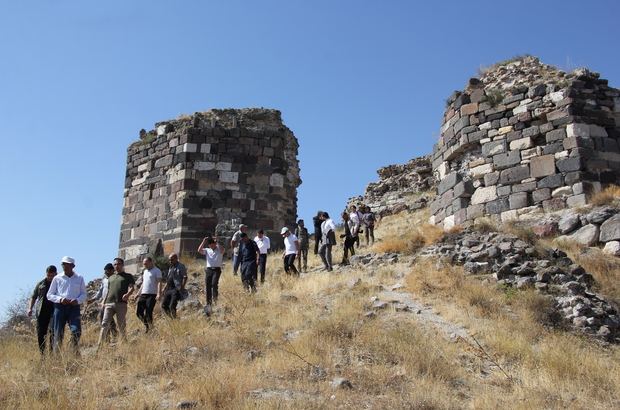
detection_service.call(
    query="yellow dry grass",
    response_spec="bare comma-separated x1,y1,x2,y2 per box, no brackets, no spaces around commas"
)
2,209,620,409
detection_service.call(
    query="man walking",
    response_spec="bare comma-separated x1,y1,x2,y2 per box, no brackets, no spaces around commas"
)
230,224,247,276
254,230,270,284
27,265,57,354
98,258,135,346
312,211,323,255
46,256,87,353
319,212,336,272
363,206,376,246
239,232,260,293
349,205,363,249
295,220,309,272
198,237,224,306
87,263,117,335
281,227,300,276
161,253,187,318
341,212,355,265
133,257,162,333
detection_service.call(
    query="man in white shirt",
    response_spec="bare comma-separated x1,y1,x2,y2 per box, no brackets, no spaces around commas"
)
254,229,271,284
319,212,337,272
46,256,87,353
133,257,162,333
198,237,225,306
281,227,299,276
349,205,362,248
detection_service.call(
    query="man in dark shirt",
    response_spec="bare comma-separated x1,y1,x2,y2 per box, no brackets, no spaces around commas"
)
239,233,260,293
97,258,135,346
161,253,188,318
27,265,57,354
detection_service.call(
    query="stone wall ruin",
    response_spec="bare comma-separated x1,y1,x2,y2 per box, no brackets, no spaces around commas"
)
429,56,620,229
119,108,301,273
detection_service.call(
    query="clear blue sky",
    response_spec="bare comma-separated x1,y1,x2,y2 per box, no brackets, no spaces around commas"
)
1,0,619,317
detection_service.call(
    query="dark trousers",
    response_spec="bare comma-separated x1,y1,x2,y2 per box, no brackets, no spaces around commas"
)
161,289,181,318
314,231,321,254
258,254,267,283
241,261,257,291
53,303,81,352
319,243,333,270
365,226,375,245
136,294,157,330
283,254,299,275
205,267,222,305
36,311,54,354
343,236,356,263
297,248,308,271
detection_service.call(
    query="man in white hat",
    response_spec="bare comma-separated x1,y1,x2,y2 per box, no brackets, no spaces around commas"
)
281,227,300,276
46,256,87,353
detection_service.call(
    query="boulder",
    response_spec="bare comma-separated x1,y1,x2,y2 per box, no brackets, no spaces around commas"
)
599,214,620,242
603,241,620,256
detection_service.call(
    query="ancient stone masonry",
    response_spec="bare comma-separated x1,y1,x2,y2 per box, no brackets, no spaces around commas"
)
429,56,620,229
119,108,301,273
348,155,435,217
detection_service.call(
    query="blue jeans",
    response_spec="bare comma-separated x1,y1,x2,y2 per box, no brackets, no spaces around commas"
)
53,303,82,351
233,254,241,275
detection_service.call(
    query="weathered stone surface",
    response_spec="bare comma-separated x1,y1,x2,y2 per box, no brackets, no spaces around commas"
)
603,241,620,256
482,140,507,157
559,214,580,234
485,198,509,214
500,165,530,185
493,150,521,170
509,192,528,209
534,219,558,237
542,198,566,212
600,214,620,242
552,186,573,198
557,157,583,173
537,173,563,189
532,188,551,203
470,163,494,179
546,128,567,143
530,155,556,178
471,186,498,205
438,172,462,195
509,137,533,151
453,181,475,198
560,224,600,246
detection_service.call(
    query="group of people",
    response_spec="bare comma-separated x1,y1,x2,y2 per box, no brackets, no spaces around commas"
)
313,205,377,271
27,254,188,355
26,206,376,355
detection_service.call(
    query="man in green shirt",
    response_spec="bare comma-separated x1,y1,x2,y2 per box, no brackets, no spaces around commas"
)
97,258,135,346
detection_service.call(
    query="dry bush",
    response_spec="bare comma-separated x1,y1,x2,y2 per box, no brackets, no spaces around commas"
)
474,217,499,234
588,184,620,207
567,247,620,306
405,258,463,296
373,210,444,254
504,220,539,246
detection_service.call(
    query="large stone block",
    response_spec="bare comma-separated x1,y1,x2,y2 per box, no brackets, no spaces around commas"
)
566,194,588,208
589,124,609,137
546,128,567,143
509,137,533,151
537,173,563,189
556,157,583,173
460,102,479,116
470,163,494,179
600,214,620,242
493,150,521,170
509,192,529,209
500,165,530,185
438,172,462,195
454,116,470,133
467,204,485,219
482,140,507,157
532,188,551,203
522,126,541,139
530,155,556,178
566,123,590,138
484,171,500,186
454,181,475,198
471,186,498,205
542,198,566,212
485,198,510,214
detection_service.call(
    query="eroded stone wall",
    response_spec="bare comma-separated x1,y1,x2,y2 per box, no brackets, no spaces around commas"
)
430,56,620,229
119,108,300,273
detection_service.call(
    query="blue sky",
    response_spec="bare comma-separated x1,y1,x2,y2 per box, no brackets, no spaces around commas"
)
1,0,618,317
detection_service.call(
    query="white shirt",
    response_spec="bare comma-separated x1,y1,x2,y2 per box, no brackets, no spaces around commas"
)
47,272,87,304
141,267,162,294
322,218,336,235
254,235,271,254
204,246,224,268
283,233,299,255
350,212,360,234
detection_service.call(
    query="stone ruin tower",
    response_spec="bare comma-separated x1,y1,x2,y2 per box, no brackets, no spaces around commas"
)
119,108,301,273
430,56,620,228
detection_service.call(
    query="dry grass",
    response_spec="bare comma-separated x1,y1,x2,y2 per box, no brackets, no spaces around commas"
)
3,211,620,409
373,208,445,254
588,184,620,207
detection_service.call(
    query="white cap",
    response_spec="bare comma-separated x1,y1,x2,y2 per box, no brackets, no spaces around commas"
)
61,256,75,265
280,227,290,235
